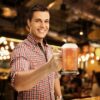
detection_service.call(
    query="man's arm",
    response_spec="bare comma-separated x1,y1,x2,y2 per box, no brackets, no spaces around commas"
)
11,53,62,92
13,61,52,91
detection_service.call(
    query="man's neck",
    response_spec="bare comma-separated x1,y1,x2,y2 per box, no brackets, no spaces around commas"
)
31,34,43,44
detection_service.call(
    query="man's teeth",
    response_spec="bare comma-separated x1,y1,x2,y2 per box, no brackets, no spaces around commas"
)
39,30,45,32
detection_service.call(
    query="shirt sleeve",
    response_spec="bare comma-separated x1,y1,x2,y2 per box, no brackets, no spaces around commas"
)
10,56,30,86
55,72,60,79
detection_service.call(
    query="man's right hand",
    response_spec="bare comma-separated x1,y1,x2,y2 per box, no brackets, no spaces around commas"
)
49,52,62,72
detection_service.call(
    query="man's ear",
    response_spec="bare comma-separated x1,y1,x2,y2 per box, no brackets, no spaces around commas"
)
27,19,31,28
26,19,31,32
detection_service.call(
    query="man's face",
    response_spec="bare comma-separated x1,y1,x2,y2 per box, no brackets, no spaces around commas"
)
27,11,50,41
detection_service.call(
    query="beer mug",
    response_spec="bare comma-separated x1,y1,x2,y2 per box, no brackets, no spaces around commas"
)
61,43,79,75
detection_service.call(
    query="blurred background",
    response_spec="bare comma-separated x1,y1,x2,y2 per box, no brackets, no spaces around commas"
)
0,0,100,100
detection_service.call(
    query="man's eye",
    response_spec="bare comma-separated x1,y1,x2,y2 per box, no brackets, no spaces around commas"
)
45,20,49,23
35,20,40,22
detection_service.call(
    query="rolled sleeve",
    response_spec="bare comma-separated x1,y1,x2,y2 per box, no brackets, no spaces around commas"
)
10,57,30,86
55,72,60,79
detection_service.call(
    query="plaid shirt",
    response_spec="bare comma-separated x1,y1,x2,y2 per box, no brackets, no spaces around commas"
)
10,33,58,100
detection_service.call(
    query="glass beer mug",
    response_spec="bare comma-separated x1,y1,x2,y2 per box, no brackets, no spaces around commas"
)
61,43,79,75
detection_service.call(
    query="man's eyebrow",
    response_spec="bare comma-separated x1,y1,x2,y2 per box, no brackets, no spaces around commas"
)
34,18,49,21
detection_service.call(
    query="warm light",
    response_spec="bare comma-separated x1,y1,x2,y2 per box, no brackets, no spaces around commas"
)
78,58,81,64
81,55,86,62
62,38,67,42
10,41,15,49
2,7,17,17
95,48,100,57
0,36,22,60
6,37,22,42
6,55,10,59
0,37,6,44
5,50,10,55
90,53,94,58
0,56,3,60
79,31,84,35
89,46,95,53
1,47,5,51
3,40,7,45
5,46,9,50
47,0,62,10
96,56,100,60
90,59,95,64
85,54,90,61
3,56,7,60
47,2,55,9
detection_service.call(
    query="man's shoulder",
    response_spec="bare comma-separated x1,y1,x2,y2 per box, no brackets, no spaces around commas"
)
11,40,30,58
12,40,30,53
15,39,30,49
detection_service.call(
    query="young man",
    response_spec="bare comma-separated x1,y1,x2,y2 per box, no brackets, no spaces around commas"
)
10,4,63,100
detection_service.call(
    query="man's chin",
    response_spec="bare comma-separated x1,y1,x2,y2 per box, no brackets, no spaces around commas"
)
39,35,47,39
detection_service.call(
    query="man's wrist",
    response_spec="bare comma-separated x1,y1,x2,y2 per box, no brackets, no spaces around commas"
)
56,96,63,100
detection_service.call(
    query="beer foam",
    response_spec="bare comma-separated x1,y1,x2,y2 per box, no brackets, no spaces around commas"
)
62,43,78,48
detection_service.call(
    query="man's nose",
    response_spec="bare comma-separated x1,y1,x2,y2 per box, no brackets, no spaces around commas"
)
40,22,45,27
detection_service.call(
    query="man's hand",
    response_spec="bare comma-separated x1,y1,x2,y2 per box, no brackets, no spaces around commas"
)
49,52,62,72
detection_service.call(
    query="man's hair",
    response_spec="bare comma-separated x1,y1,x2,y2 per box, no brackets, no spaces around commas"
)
27,4,49,21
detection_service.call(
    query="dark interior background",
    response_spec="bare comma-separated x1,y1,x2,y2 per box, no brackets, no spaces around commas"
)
0,0,100,46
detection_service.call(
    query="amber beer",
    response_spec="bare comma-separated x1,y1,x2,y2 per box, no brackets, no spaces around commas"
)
61,43,78,74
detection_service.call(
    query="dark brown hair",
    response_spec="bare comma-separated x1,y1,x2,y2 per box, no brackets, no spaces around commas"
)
27,4,50,21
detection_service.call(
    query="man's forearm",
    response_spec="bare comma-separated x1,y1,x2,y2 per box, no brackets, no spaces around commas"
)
54,78,62,100
13,61,52,91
